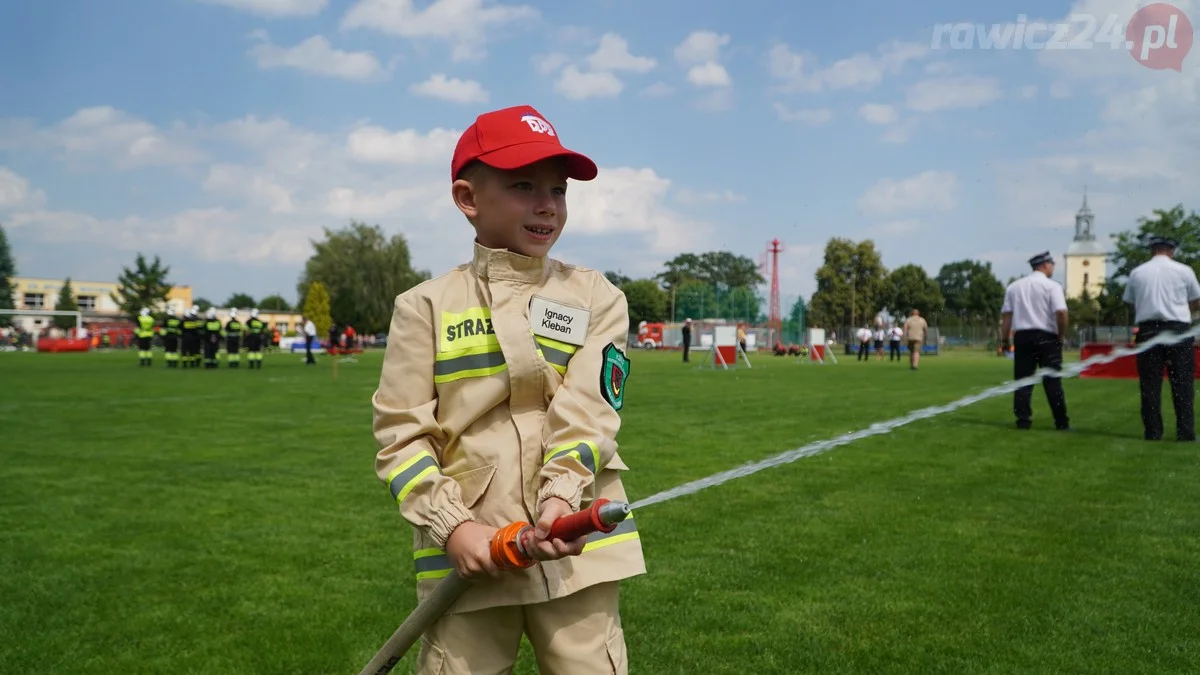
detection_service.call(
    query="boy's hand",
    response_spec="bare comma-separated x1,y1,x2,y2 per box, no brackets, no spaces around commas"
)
529,497,588,561
445,521,501,579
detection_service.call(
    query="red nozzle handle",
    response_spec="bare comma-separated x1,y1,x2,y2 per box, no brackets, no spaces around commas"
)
546,498,617,542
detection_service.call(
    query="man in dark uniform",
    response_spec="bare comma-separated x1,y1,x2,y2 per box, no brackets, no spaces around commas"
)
1000,251,1071,430
245,308,266,369
181,308,202,368
1124,236,1200,441
681,318,692,362
203,308,223,369
225,308,244,368
136,308,156,367
162,307,182,367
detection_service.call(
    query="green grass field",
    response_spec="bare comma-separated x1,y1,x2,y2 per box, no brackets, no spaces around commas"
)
3,346,1199,674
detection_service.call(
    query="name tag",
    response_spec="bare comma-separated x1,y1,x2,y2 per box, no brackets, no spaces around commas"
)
530,296,589,346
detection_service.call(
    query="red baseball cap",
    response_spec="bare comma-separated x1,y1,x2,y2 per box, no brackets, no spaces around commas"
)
451,105,598,182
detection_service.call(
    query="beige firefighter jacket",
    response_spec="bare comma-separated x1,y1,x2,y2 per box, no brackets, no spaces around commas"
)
372,242,646,614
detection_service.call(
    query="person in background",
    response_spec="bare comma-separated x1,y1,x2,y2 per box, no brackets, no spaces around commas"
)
856,323,872,361
1123,235,1200,441
873,324,886,361
681,318,692,363
888,323,903,362
1000,251,1070,431
903,309,928,370
303,315,317,365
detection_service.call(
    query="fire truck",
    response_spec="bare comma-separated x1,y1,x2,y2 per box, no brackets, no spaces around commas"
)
636,321,666,349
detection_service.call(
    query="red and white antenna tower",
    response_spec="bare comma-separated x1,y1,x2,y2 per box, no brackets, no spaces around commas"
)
765,239,783,341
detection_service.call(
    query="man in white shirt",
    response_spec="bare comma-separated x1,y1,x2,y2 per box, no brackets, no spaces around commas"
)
855,324,872,361
887,324,903,362
1000,251,1070,431
303,315,317,365
1123,235,1200,441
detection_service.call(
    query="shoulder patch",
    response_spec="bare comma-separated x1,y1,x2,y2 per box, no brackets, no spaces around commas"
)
600,342,630,411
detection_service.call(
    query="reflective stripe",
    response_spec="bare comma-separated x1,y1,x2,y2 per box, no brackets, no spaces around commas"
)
414,548,453,580
543,440,601,474
583,516,638,553
386,451,441,503
434,345,506,383
534,334,576,373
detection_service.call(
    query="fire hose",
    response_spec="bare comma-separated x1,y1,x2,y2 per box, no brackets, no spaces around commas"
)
358,498,632,675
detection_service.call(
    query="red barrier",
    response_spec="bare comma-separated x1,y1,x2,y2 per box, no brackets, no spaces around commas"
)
716,345,737,365
37,338,92,353
1079,342,1200,379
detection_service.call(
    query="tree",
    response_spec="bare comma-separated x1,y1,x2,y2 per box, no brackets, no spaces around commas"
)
297,221,429,334
656,251,764,291
1066,287,1100,332
605,271,633,288
194,297,213,312
53,278,79,330
1097,278,1131,325
0,224,15,327
225,293,256,309
303,280,333,338
258,294,292,311
883,264,945,317
1109,204,1200,281
619,279,668,329
936,260,1006,321
112,253,172,319
808,238,888,328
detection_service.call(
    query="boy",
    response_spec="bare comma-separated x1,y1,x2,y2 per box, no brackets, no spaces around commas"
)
372,105,645,674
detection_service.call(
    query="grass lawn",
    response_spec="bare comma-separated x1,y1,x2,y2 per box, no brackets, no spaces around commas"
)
2,346,1198,674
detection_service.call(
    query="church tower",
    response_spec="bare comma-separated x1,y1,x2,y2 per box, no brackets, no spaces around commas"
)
1064,190,1107,299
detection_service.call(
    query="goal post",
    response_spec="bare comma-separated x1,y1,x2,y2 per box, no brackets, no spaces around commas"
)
0,309,83,334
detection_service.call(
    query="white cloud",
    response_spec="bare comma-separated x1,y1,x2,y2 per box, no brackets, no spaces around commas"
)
409,74,489,103
200,0,328,17
774,103,832,125
248,33,389,82
905,75,1003,111
2,106,205,169
568,167,712,253
2,106,704,291
686,62,731,87
555,66,623,100
640,82,675,97
1017,85,1038,100
0,168,47,212
674,188,746,205
587,33,656,73
768,40,926,93
857,170,957,216
674,31,733,89
345,125,461,164
674,30,730,65
988,0,1200,257
340,0,538,62
865,219,922,237
859,103,897,125
533,52,570,75
203,164,295,214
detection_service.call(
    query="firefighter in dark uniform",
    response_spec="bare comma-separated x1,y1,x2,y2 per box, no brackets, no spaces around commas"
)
1000,251,1071,431
203,308,223,369
1123,235,1200,441
162,307,182,367
136,308,156,367
225,308,244,368
245,308,266,369
181,308,202,368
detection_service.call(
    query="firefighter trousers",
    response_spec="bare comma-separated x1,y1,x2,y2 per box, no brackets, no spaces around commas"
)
416,581,627,675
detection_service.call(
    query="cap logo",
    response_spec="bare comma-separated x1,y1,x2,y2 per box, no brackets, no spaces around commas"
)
521,114,556,136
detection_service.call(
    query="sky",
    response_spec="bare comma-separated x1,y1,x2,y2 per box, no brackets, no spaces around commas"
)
1,0,1197,310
